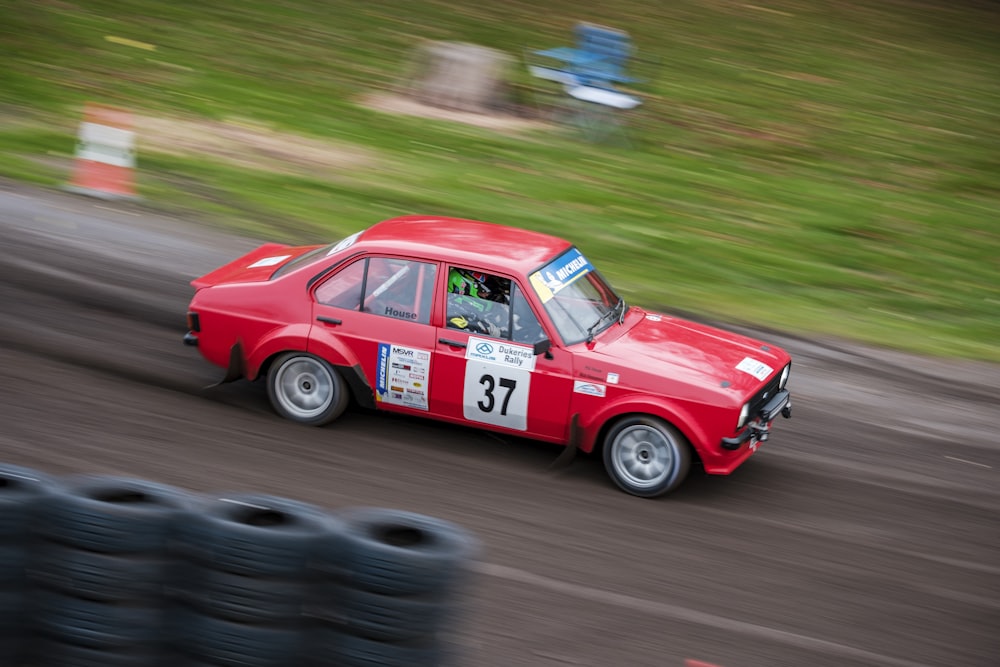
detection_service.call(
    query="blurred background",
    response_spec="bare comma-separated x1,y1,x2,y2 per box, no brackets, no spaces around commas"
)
1,0,998,362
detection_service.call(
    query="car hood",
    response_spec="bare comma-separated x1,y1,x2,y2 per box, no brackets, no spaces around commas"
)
190,243,321,289
592,309,787,394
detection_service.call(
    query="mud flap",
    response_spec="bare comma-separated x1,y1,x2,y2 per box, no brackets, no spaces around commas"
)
338,363,375,410
548,413,580,471
203,342,245,389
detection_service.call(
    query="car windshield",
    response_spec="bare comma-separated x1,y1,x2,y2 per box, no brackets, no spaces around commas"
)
528,248,623,345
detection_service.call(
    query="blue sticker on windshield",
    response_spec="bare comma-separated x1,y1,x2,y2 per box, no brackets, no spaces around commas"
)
530,248,594,301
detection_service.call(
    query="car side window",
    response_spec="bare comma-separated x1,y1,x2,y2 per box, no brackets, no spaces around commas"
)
315,257,436,324
509,283,546,344
314,258,365,309
445,267,514,339
363,257,437,324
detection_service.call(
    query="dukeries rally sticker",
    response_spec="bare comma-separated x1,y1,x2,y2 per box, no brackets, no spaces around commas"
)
465,337,536,371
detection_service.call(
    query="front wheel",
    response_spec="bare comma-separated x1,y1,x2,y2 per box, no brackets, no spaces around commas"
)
602,416,691,497
266,353,348,426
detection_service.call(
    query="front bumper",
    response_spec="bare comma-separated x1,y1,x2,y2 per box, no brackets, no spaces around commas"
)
720,389,791,450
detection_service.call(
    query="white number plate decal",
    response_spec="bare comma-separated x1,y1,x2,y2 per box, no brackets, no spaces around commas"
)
463,361,530,430
736,357,773,381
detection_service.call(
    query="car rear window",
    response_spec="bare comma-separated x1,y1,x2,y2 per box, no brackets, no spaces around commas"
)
271,230,364,279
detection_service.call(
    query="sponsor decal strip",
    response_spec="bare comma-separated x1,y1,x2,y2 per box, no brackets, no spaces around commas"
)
465,336,536,372
529,247,595,303
377,343,431,410
573,380,607,397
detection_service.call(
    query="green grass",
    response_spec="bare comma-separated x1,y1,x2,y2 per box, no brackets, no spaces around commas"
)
1,0,998,361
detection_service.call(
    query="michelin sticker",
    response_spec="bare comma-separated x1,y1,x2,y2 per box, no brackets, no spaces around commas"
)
377,343,431,410
248,255,291,268
529,248,594,303
736,357,773,382
573,380,606,397
465,337,536,372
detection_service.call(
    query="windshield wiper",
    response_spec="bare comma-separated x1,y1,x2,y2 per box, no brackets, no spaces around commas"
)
586,298,625,343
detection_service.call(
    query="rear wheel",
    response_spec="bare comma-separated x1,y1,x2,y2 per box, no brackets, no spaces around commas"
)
267,353,348,425
602,416,691,497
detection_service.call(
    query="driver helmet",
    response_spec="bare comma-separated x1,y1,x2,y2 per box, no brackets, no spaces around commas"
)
448,268,489,297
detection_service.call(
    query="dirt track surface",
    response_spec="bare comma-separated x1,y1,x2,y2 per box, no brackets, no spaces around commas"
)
1,181,997,667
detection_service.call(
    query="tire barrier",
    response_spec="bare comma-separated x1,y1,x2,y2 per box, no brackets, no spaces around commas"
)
339,508,474,596
173,494,337,579
0,464,478,667
30,475,194,667
0,464,61,666
170,494,337,666
308,508,477,667
36,476,194,555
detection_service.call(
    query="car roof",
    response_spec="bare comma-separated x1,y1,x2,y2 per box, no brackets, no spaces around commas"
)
355,215,573,276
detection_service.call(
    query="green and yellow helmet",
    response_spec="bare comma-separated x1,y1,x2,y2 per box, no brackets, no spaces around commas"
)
448,268,488,297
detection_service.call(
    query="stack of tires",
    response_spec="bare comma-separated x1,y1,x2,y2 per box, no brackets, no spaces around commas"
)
0,462,479,667
169,494,337,667
0,464,59,666
309,508,477,667
29,475,194,667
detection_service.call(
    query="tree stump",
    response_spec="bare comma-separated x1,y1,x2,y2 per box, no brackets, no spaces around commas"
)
405,42,511,113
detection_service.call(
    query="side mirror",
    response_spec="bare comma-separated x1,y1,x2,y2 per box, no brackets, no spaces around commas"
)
533,338,552,358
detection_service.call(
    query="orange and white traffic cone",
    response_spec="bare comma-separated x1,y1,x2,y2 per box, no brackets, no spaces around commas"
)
65,103,138,199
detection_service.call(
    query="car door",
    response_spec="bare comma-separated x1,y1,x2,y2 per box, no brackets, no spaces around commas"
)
310,255,439,413
431,275,574,443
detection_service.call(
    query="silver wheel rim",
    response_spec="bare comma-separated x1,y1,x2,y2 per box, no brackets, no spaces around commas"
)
610,424,676,490
273,356,334,420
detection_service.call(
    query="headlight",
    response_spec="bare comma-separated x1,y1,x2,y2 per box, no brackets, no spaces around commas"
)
736,402,750,430
779,363,791,389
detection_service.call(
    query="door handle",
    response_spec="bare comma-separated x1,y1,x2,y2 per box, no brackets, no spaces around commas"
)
438,337,467,348
317,316,342,325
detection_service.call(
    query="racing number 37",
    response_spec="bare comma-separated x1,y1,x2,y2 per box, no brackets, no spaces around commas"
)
477,374,516,415
462,362,530,431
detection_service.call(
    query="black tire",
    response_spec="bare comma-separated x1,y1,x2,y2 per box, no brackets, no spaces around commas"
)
31,543,174,603
266,352,349,426
339,586,448,642
339,508,477,596
0,463,59,538
601,415,692,498
39,476,194,554
174,607,305,667
30,638,164,667
310,520,352,579
31,588,164,648
174,494,338,577
174,565,312,624
0,545,29,586
321,629,441,667
0,589,26,635
0,627,29,667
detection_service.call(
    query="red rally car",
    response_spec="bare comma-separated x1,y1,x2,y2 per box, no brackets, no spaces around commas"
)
184,216,792,498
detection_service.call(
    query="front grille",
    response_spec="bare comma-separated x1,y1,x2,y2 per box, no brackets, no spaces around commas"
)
747,373,782,419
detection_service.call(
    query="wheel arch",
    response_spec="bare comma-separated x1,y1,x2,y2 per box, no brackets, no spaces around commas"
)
243,323,312,381
591,411,704,469
257,352,374,411
580,398,707,464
